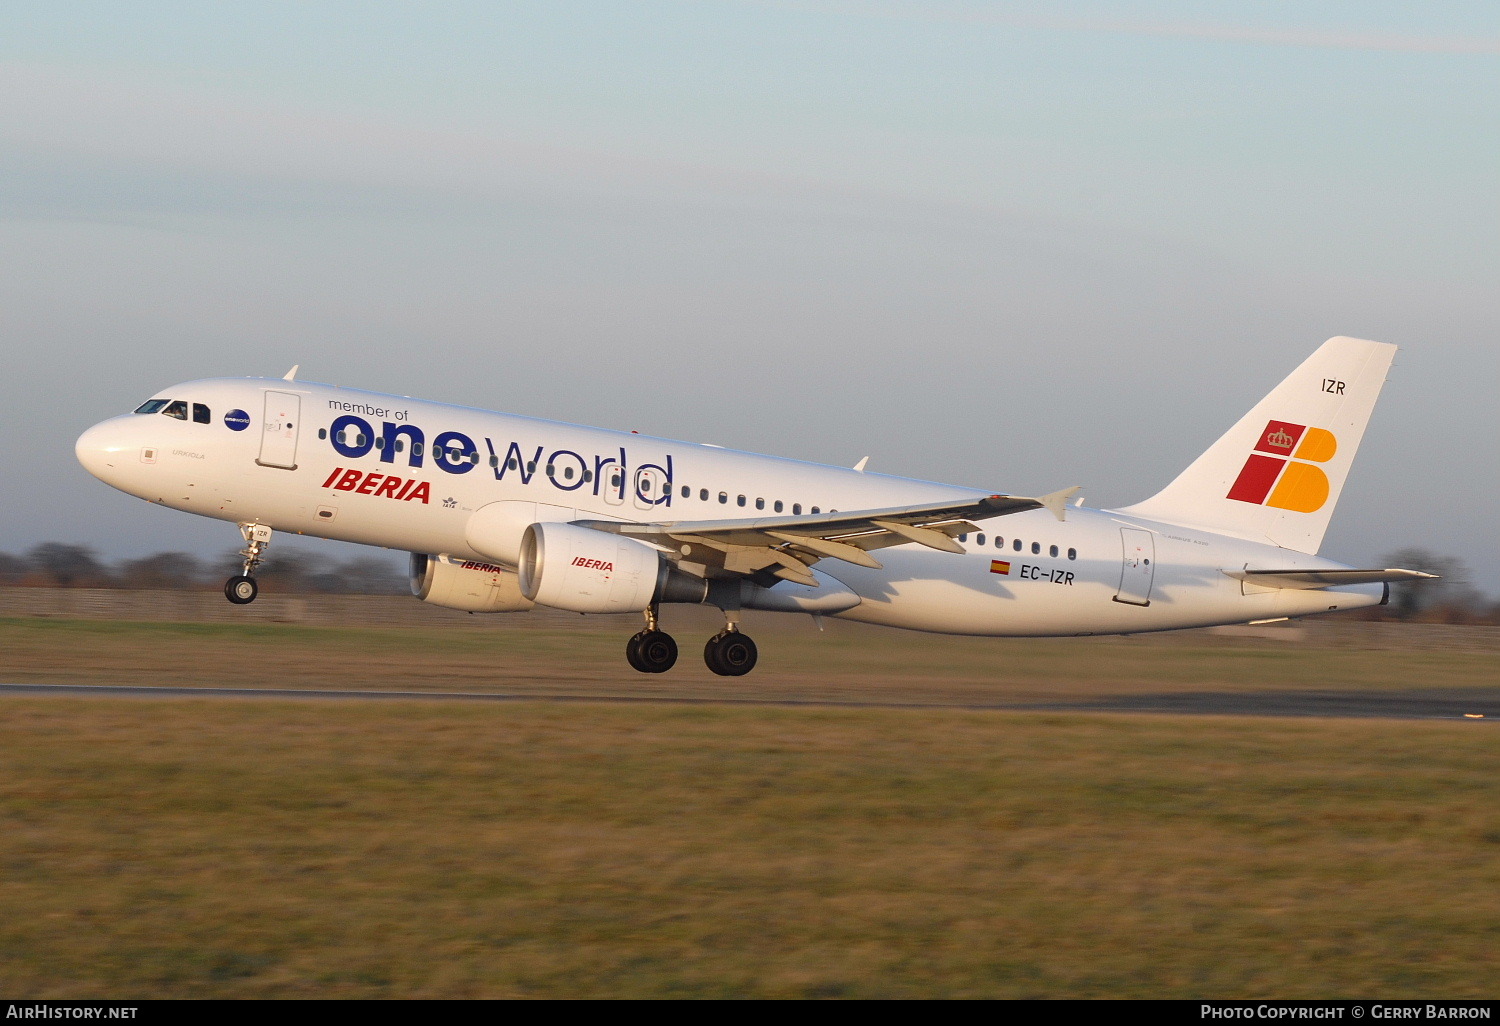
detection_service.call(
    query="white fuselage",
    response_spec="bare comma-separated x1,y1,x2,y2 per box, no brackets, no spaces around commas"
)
75,376,1385,635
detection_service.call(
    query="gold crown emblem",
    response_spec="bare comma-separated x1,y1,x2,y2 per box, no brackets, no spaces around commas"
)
1266,428,1294,449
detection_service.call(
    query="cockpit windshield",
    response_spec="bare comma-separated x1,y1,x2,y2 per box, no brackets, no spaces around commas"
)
133,398,213,423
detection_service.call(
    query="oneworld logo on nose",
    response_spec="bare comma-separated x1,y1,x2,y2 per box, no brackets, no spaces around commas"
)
224,409,251,431
1227,420,1337,512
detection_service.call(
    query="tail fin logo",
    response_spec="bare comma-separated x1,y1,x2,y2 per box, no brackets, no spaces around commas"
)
1265,427,1296,451
1226,421,1338,513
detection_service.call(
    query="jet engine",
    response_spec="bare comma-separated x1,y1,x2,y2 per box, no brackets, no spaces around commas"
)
519,522,704,614
410,553,535,612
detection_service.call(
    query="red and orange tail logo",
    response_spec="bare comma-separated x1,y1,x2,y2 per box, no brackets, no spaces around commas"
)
1226,420,1338,512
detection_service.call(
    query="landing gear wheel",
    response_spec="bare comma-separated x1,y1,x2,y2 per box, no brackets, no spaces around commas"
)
626,630,678,673
704,631,757,677
224,575,258,605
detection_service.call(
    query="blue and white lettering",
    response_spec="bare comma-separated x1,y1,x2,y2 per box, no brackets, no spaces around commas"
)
380,421,425,468
433,430,478,474
330,415,375,459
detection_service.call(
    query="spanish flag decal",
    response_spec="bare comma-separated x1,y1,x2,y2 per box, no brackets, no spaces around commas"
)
989,560,1011,575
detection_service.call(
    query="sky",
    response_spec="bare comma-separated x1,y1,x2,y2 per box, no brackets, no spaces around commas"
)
2,0,1496,591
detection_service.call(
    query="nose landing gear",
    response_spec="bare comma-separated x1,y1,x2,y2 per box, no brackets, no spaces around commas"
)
224,523,272,605
224,575,258,604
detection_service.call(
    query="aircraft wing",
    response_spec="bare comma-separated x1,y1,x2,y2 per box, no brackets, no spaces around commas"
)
575,486,1080,586
1223,568,1439,591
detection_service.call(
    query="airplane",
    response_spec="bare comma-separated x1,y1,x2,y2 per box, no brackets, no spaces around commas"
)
74,336,1433,676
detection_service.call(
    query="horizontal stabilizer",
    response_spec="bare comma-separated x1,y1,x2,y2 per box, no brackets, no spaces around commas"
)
1223,568,1438,591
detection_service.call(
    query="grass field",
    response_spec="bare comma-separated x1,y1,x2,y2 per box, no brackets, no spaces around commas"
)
1,618,1498,997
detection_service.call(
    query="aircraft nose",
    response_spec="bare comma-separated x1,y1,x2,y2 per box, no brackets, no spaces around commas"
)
75,419,133,484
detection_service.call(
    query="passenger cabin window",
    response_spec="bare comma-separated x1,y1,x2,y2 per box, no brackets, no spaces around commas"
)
995,537,1004,548
755,498,765,510
736,495,746,507
700,488,709,501
719,492,728,504
134,399,169,415
1050,545,1059,557
163,400,188,420
810,507,820,514
792,504,802,515
1013,538,1023,551
1068,548,1077,560
1031,542,1041,554
976,534,986,546
192,404,211,424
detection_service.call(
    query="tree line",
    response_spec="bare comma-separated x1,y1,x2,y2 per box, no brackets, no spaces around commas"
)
0,543,407,595
0,542,1494,622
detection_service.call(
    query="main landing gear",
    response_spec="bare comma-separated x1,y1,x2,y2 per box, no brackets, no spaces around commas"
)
626,629,678,673
224,523,272,605
703,630,757,677
625,606,758,677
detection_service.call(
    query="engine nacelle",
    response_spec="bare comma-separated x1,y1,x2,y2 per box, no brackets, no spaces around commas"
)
518,522,670,614
410,553,535,612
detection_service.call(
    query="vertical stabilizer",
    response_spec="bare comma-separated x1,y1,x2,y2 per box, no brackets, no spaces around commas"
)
1117,337,1396,554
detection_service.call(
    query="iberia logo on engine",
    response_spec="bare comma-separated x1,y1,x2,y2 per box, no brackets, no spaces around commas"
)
1226,421,1337,513
571,557,614,572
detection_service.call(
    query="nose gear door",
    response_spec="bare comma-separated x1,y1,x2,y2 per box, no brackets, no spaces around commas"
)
256,390,301,470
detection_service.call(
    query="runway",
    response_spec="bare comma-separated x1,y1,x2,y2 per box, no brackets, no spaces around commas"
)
2,682,1495,722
